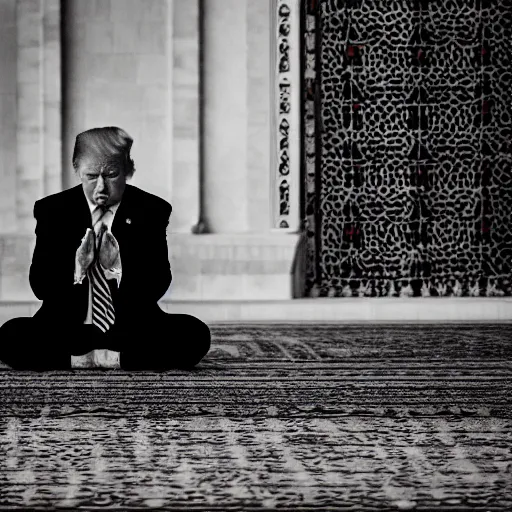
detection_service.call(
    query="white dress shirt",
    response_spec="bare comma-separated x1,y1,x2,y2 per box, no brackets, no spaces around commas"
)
75,197,123,325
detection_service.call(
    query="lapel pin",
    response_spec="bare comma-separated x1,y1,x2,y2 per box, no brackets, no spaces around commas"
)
126,218,132,224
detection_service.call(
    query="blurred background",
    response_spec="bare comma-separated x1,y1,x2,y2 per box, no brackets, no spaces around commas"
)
0,0,511,322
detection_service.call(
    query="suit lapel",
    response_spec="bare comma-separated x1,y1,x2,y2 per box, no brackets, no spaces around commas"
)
111,184,134,241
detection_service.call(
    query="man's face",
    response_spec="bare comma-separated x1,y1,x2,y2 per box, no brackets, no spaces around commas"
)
78,155,127,207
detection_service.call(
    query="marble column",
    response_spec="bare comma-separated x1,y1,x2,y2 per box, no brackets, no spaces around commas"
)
0,0,61,302
42,0,62,198
171,0,201,233
202,0,272,233
0,0,17,233
16,0,61,233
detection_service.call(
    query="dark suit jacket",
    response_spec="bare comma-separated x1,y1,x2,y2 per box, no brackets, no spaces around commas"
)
30,184,172,326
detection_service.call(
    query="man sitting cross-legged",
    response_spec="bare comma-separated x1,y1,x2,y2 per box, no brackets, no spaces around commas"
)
0,126,210,370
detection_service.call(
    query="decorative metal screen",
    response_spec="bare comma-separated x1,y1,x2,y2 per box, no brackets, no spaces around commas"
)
304,0,512,297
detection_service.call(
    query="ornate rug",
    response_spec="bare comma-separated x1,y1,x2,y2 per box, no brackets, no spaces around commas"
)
303,0,512,298
0,324,511,510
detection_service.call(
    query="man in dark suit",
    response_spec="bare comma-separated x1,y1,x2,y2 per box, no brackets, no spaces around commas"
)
0,126,211,370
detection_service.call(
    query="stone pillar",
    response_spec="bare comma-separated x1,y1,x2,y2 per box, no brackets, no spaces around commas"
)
42,0,62,197
16,0,62,233
0,0,17,233
171,0,201,233
15,0,43,233
0,0,61,302
246,0,272,232
202,0,248,233
202,0,272,233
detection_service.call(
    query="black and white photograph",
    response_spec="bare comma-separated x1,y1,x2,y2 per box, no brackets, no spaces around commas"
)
0,0,511,510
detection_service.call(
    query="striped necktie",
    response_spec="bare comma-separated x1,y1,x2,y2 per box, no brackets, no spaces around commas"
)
89,206,115,333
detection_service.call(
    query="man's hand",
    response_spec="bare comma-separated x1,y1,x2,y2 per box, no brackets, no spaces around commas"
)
75,228,95,271
99,230,120,269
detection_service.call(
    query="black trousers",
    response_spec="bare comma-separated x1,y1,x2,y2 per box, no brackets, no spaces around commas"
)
0,309,211,371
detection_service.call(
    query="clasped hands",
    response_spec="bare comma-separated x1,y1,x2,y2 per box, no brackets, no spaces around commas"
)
75,224,119,272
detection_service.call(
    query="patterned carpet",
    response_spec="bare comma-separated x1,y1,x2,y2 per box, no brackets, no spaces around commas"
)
0,324,511,510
